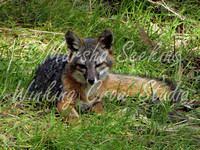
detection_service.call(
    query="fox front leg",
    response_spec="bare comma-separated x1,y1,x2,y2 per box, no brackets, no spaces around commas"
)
57,100,79,125
90,101,104,114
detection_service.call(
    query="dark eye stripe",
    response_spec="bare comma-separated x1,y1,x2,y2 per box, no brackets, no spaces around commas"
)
77,64,87,69
96,63,103,68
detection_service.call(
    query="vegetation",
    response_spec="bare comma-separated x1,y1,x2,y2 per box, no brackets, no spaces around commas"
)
0,0,199,149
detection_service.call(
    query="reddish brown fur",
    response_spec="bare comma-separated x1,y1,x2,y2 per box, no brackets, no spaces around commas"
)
57,29,173,125
58,70,172,124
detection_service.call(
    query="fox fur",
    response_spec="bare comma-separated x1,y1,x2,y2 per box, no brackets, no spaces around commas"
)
29,29,180,124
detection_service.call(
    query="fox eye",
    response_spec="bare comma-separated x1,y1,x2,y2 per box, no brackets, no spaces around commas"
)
77,64,87,69
96,63,103,68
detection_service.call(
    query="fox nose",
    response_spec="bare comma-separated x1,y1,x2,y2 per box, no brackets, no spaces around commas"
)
88,78,95,84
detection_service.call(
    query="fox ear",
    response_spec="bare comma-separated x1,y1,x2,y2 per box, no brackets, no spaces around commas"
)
97,29,113,53
65,30,82,52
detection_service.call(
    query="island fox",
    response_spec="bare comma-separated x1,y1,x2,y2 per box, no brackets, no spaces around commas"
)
30,29,179,123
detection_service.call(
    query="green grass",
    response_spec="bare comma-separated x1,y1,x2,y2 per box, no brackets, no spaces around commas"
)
0,0,200,149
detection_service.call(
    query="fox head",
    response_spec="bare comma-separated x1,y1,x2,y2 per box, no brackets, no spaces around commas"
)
65,29,114,85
